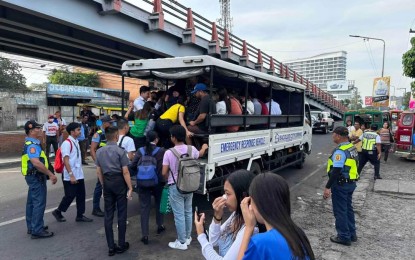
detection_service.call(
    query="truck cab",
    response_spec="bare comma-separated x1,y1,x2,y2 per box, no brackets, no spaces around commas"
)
395,111,415,159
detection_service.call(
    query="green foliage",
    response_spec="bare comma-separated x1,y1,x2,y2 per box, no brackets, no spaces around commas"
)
48,69,100,88
402,37,415,95
402,91,411,109
0,57,27,90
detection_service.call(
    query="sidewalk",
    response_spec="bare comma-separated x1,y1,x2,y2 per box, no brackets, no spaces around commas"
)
292,154,415,259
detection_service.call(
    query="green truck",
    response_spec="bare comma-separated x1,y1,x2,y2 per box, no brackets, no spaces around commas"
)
343,110,391,130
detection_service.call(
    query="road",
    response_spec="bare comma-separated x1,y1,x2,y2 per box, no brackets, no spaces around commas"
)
0,130,335,260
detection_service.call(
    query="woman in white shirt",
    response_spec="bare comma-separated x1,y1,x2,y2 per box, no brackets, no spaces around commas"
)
216,88,230,115
194,170,258,260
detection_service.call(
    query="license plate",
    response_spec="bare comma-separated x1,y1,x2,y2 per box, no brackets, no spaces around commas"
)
400,135,410,142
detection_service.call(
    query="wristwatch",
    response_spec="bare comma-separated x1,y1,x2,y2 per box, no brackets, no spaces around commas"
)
69,171,74,176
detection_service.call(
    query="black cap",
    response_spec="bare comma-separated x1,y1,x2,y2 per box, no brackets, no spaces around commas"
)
24,120,42,132
100,115,114,123
333,126,349,137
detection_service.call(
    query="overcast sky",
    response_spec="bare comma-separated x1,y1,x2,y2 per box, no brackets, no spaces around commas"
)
4,0,415,101
174,0,415,98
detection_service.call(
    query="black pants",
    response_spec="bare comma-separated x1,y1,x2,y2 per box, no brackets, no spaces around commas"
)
57,179,86,218
138,184,164,237
381,144,391,162
358,150,380,178
79,139,88,163
45,136,58,160
103,174,128,249
156,119,173,148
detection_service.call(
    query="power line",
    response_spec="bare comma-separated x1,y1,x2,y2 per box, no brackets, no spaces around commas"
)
363,40,377,76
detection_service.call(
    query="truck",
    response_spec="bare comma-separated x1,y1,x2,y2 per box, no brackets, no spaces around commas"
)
311,111,335,134
121,55,313,195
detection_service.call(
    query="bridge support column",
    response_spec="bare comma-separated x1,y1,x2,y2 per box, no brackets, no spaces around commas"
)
148,0,164,31
255,49,263,72
208,22,220,56
239,40,249,67
182,8,195,44
100,0,121,14
267,56,276,76
220,29,231,59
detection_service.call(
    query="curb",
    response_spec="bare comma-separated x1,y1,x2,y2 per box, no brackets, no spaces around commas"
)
0,160,21,169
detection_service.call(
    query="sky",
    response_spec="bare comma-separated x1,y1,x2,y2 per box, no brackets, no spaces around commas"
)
3,0,415,101
173,0,415,99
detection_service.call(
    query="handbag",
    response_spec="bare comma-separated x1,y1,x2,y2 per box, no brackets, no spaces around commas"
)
159,185,172,214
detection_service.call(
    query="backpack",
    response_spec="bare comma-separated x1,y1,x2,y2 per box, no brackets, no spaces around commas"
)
170,146,201,194
54,139,73,174
136,147,160,188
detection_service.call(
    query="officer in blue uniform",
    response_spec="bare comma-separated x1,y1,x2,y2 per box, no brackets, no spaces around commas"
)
22,120,57,239
324,126,359,246
90,115,114,217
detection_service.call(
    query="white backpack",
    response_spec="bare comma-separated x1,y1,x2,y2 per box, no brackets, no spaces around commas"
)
170,146,201,194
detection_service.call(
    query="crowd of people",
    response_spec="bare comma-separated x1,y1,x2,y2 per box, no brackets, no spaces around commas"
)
22,80,317,259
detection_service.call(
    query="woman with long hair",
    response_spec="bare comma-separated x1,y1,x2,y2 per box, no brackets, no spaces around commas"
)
237,173,315,260
129,130,166,245
194,170,258,260
125,102,154,150
379,121,393,162
216,88,231,115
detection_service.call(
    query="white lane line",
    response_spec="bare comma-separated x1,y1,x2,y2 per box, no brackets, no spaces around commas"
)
0,198,93,227
290,165,324,192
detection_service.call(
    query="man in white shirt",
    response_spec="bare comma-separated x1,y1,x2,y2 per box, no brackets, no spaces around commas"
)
53,110,67,147
240,96,255,115
265,96,282,128
117,119,136,160
43,115,59,160
133,86,151,112
52,122,93,223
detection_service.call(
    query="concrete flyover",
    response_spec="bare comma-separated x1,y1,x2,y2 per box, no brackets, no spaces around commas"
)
0,0,344,117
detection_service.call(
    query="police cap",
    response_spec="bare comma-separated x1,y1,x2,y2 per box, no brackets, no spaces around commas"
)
333,126,349,137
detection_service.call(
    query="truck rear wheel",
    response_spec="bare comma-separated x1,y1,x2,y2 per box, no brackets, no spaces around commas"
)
250,161,262,175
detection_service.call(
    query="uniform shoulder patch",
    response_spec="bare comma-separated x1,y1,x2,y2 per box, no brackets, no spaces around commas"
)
335,154,342,161
30,147,37,154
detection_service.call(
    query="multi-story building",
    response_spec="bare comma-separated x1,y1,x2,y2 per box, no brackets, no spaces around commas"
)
284,51,347,90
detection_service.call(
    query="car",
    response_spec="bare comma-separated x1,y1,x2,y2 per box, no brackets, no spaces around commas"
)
311,111,334,134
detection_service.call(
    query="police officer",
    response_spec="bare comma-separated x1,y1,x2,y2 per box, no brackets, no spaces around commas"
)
22,120,58,239
90,115,114,217
354,124,382,180
323,126,359,246
96,126,133,256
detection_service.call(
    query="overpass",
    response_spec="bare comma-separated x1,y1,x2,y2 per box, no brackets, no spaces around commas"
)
0,0,344,118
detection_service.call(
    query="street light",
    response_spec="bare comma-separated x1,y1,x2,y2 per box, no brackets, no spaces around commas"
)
349,35,386,77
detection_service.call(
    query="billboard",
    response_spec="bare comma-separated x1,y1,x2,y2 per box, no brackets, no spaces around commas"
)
326,80,349,92
365,96,373,106
372,77,390,107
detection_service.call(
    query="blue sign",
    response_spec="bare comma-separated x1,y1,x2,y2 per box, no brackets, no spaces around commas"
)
47,84,102,98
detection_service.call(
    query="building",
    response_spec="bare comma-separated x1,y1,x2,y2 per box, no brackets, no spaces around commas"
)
284,51,347,90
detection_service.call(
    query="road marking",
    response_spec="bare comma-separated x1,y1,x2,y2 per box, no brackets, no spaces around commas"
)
0,198,93,227
290,165,324,192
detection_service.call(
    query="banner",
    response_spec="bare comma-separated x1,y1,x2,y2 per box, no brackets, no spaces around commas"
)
326,80,349,92
365,96,373,106
372,77,390,107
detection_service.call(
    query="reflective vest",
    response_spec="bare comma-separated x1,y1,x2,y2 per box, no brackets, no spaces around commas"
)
97,129,107,148
327,142,359,180
21,141,49,176
361,131,379,151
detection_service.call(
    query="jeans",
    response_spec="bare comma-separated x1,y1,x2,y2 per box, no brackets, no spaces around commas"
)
169,185,193,243
93,179,102,210
25,174,47,235
331,182,357,241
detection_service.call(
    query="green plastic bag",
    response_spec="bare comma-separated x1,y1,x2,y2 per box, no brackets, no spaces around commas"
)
160,185,171,214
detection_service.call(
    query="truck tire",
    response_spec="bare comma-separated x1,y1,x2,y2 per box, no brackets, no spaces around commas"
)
250,161,262,175
330,124,334,131
295,150,306,169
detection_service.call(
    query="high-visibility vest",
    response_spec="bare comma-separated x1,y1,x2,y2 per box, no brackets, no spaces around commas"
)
21,141,49,176
361,131,379,151
327,142,359,180
97,129,107,148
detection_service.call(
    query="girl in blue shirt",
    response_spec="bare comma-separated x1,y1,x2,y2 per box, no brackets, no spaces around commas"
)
237,173,315,260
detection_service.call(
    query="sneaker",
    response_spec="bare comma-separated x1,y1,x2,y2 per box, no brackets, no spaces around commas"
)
186,237,192,246
52,209,66,222
168,239,188,250
157,225,166,234
92,209,104,217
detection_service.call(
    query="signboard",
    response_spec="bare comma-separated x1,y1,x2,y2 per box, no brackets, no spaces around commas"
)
326,80,348,92
365,96,373,106
372,77,390,107
47,84,102,98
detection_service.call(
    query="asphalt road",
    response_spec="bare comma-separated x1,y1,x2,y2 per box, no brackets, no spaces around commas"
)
0,130,336,260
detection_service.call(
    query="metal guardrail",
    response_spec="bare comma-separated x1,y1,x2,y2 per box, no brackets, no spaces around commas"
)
134,0,346,113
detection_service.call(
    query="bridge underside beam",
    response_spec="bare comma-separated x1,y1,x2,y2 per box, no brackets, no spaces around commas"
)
306,97,342,120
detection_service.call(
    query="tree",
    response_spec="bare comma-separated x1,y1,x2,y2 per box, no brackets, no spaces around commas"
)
0,57,27,90
402,37,415,95
350,89,363,110
402,91,411,109
340,99,351,107
48,69,100,88
29,82,48,91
